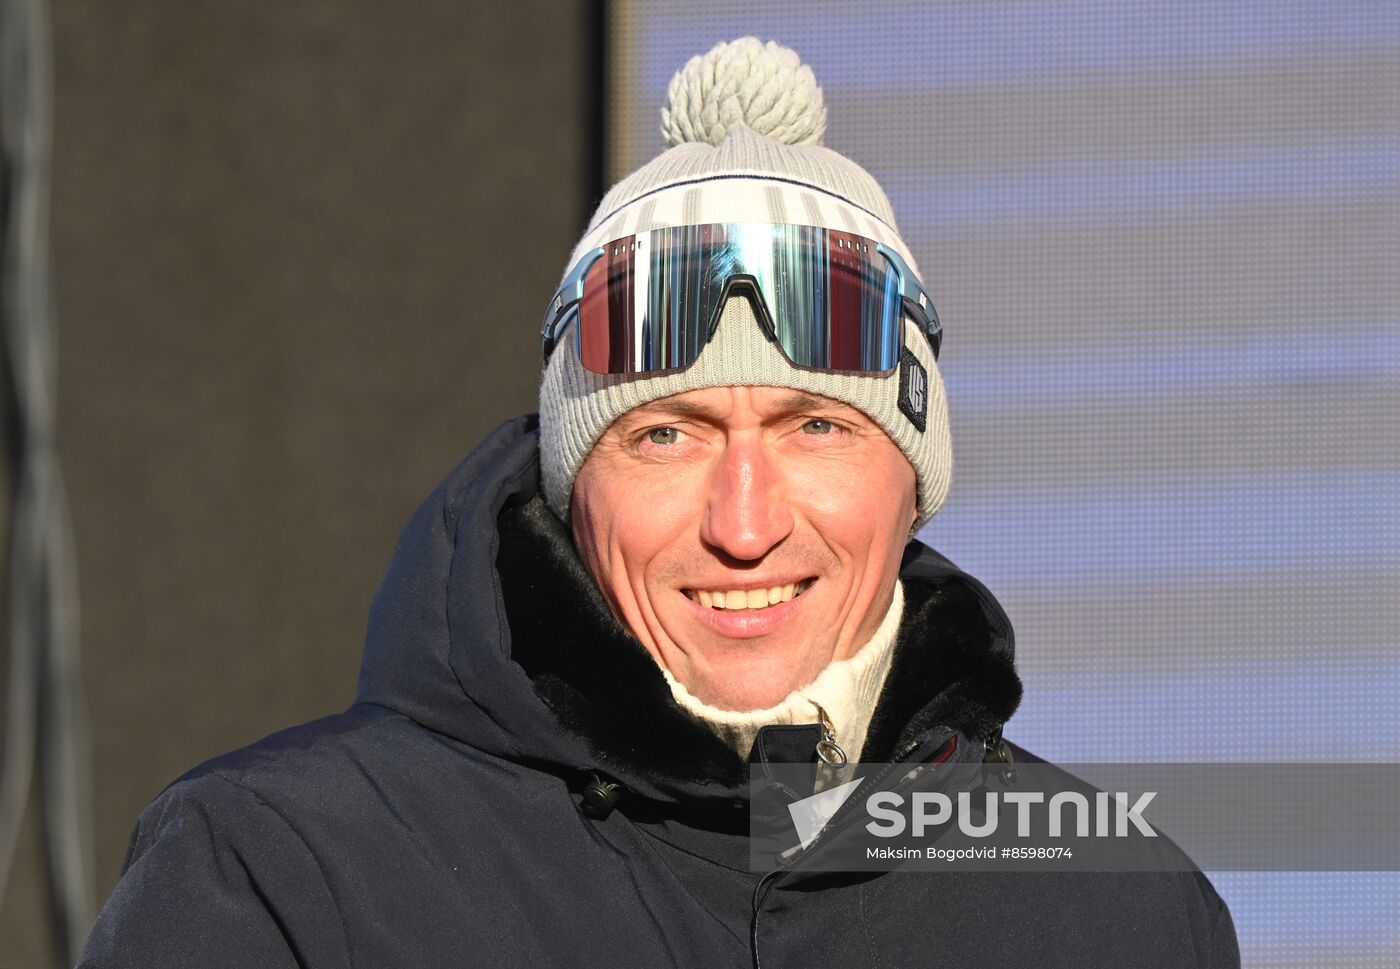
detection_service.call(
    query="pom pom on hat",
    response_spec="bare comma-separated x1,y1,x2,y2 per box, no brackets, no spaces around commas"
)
661,37,827,148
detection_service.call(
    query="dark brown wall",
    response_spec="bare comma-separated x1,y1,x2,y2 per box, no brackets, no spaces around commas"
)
2,3,595,964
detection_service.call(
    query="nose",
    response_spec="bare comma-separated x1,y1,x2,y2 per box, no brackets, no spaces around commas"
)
699,433,794,562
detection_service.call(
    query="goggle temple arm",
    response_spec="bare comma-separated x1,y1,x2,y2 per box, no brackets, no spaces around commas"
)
877,244,942,360
541,247,605,362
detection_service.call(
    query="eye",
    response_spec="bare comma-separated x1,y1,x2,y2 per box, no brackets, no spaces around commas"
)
646,426,683,446
801,419,834,435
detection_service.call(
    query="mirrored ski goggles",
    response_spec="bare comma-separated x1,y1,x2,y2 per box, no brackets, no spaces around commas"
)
541,222,941,375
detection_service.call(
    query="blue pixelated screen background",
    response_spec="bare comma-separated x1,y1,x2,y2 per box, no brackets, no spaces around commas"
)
608,3,1399,965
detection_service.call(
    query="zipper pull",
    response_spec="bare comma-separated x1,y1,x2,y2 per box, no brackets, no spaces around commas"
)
983,730,1017,786
814,704,848,766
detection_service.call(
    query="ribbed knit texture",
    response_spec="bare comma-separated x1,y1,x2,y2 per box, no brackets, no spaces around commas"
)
663,581,905,763
570,126,923,280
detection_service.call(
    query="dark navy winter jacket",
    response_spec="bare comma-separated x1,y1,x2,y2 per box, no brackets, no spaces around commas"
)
78,416,1239,968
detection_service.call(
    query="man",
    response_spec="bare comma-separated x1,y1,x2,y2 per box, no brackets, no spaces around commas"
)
80,39,1237,967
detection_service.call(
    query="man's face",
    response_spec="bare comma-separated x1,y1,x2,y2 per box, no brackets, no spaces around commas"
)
570,384,917,711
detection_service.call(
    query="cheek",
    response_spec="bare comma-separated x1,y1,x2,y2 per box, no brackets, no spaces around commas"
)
571,463,631,585
789,447,916,551
572,461,701,589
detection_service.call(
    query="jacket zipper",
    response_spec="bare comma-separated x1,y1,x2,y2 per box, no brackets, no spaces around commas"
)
749,732,962,969
814,704,848,766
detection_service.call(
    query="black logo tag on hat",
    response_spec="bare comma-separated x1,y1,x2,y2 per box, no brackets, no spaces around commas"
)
898,348,928,432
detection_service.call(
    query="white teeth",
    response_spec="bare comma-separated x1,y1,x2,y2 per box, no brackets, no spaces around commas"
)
687,581,813,610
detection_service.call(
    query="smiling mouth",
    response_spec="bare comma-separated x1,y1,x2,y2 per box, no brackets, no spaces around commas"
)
681,578,815,611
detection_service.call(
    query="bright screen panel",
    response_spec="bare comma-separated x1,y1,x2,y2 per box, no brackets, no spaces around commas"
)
608,3,1400,965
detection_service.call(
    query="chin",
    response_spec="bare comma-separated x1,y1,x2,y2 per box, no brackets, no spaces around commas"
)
682,658,809,712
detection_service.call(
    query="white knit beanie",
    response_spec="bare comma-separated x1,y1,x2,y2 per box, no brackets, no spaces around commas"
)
539,38,952,529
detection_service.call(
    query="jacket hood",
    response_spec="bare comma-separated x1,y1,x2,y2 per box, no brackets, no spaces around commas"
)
354,416,1021,808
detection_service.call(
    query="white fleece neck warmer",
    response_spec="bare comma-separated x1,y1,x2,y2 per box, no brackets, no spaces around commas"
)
662,581,904,763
